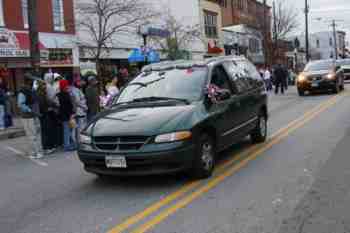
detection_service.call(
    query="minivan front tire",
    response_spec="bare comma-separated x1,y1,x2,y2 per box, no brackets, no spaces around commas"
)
251,113,267,144
192,134,215,179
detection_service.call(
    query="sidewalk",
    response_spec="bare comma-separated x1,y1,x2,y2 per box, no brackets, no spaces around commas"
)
0,118,25,141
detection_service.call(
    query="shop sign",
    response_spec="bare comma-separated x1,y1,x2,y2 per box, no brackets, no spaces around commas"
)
41,48,73,66
0,48,29,57
80,61,97,76
138,25,170,38
0,28,30,57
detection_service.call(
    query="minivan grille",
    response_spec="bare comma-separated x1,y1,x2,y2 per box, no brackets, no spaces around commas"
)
93,136,149,151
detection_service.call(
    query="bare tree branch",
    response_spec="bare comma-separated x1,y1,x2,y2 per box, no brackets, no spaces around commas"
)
76,0,157,74
273,0,299,40
149,9,202,60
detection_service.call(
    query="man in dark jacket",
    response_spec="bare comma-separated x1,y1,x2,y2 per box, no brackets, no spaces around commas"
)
0,79,6,131
85,76,100,121
57,80,76,152
17,76,43,158
273,63,288,95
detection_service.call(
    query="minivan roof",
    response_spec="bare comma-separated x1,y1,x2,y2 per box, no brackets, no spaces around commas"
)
141,55,247,72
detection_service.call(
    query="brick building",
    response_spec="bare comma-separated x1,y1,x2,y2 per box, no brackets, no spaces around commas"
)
0,0,79,92
220,0,271,65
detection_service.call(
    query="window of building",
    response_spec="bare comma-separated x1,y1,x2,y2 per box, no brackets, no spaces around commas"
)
316,39,320,48
221,0,228,8
21,0,28,29
52,0,65,31
204,11,218,38
249,38,259,53
237,0,244,10
329,37,333,46
0,0,4,27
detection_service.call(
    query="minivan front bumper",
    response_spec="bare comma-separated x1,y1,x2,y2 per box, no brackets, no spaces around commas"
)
78,143,196,176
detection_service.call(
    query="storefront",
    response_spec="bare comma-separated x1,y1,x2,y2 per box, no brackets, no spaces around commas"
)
39,32,80,80
0,29,79,92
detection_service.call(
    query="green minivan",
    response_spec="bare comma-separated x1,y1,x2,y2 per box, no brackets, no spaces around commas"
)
78,56,268,179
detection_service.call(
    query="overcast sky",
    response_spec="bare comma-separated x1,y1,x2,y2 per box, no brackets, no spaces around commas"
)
266,0,350,45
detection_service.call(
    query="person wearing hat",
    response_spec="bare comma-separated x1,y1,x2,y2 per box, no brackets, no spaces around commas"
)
17,75,44,159
70,76,88,142
85,76,100,121
57,79,76,152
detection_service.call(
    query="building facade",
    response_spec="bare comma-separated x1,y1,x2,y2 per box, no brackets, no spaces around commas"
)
220,0,271,65
199,0,224,57
77,0,225,66
0,0,78,92
297,31,347,60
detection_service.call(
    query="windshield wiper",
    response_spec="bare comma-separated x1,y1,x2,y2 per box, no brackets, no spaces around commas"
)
132,96,190,105
128,77,166,88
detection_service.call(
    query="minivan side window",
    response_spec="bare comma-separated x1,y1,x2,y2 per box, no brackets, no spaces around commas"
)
210,65,234,95
238,61,263,89
222,61,251,93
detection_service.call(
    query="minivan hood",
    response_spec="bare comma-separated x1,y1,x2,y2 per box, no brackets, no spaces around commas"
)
87,105,195,137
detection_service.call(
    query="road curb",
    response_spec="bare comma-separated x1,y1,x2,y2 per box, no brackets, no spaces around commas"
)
0,129,26,141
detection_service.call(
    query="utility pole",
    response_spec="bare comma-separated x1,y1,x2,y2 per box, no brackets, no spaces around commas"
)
262,0,268,67
331,20,338,59
304,0,310,62
272,1,277,62
27,0,40,75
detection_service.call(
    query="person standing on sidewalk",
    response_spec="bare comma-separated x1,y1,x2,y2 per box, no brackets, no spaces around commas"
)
70,77,87,142
37,80,56,155
44,73,61,149
17,76,44,159
0,77,6,131
57,80,76,152
273,63,287,95
264,66,273,92
85,76,100,122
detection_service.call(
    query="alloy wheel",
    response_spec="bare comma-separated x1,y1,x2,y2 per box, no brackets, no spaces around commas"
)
201,141,214,171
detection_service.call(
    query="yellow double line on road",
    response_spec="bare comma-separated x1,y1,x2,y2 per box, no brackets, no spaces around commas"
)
108,93,344,233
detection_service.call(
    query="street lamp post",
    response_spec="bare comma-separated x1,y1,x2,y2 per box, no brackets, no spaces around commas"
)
294,48,298,72
305,0,310,62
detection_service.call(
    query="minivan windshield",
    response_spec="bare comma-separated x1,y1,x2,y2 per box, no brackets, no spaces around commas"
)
304,60,334,72
117,67,208,104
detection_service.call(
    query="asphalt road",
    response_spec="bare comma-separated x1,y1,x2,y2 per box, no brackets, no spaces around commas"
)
1,85,350,233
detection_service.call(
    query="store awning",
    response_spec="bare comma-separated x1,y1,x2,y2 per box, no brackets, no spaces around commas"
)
128,48,160,63
128,48,145,63
14,32,46,50
39,33,76,49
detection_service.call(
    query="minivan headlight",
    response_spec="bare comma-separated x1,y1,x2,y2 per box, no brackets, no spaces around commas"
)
80,134,92,144
155,131,192,143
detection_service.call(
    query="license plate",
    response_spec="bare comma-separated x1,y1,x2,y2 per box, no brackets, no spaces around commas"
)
311,82,319,87
105,156,127,168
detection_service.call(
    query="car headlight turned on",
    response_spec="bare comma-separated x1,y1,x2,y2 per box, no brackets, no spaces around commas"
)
155,131,192,143
80,134,92,144
298,74,306,82
326,73,336,80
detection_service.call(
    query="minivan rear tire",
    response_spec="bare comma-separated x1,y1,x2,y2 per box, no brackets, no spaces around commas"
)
251,113,267,144
192,134,215,179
